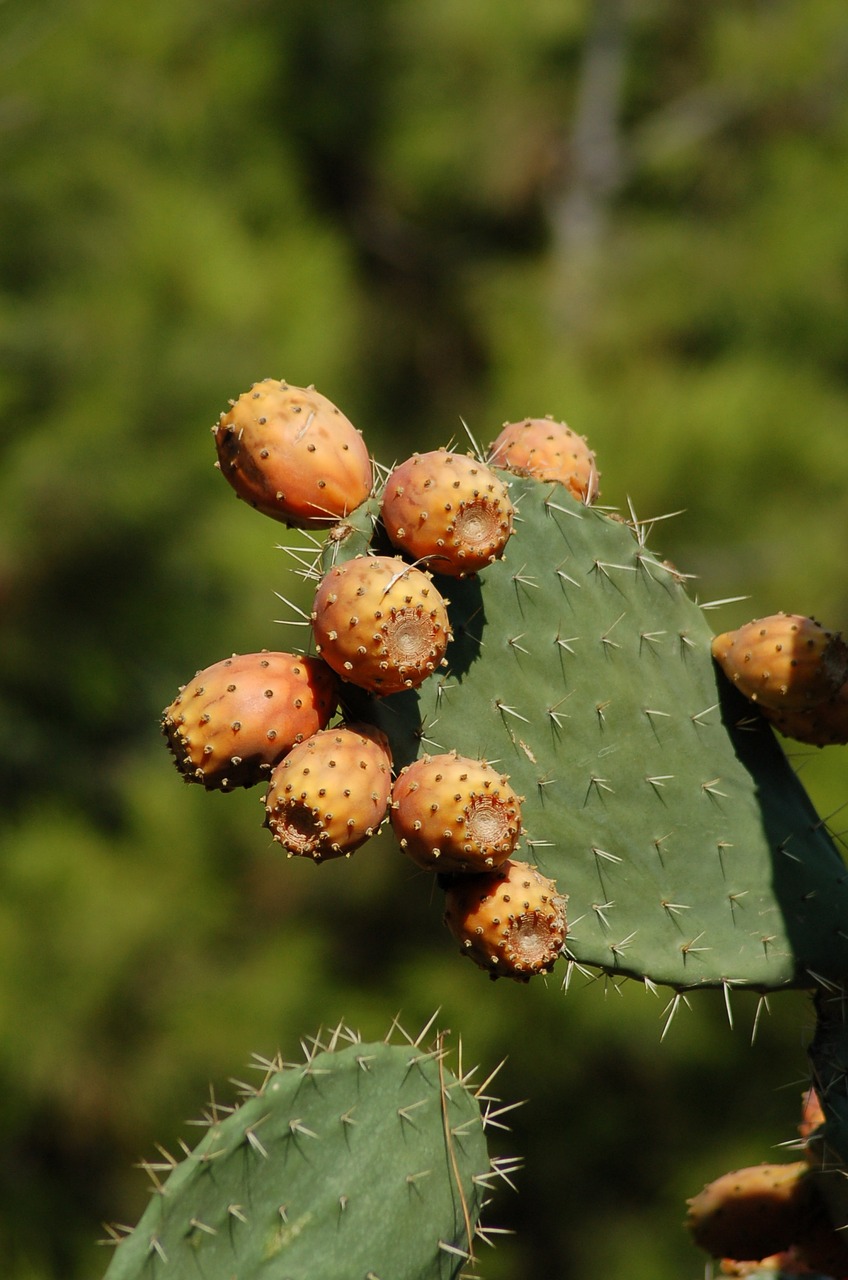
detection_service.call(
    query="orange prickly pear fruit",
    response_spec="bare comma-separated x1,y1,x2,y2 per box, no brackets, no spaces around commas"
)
213,379,372,527
711,613,848,714
685,1162,817,1263
310,554,451,695
380,449,514,577
443,859,567,982
759,682,848,747
263,723,392,862
486,416,600,503
161,651,339,791
390,752,522,874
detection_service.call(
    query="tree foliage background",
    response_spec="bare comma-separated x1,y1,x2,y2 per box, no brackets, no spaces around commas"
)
2,1,848,1277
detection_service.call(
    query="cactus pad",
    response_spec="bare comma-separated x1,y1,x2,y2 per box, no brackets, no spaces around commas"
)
326,476,848,992
102,1023,504,1280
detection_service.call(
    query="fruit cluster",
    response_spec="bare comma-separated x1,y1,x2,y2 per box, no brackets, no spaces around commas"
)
162,384,593,981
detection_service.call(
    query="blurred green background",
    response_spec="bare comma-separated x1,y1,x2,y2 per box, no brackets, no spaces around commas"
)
2,0,847,1276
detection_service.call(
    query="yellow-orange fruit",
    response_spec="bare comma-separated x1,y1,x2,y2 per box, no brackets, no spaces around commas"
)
390,752,522,873
711,613,848,714
264,723,392,861
213,379,372,527
685,1162,817,1263
443,859,567,982
311,555,451,695
486,417,600,503
380,449,514,577
161,652,339,791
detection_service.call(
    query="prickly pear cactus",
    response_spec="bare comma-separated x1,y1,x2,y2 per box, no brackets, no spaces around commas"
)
326,480,848,992
102,1022,508,1280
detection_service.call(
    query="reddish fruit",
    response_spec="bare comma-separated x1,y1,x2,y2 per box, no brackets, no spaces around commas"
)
161,652,339,791
685,1162,817,1263
711,614,848,714
443,859,567,982
390,752,522,873
311,554,452,695
486,417,600,503
759,682,848,747
264,723,392,861
380,449,514,577
213,379,372,527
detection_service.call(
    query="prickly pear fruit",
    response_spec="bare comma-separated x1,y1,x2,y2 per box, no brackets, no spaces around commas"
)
264,722,392,860
685,1162,817,1263
380,449,514,577
486,416,600,503
390,752,523,874
311,554,451,694
161,651,339,791
711,614,848,713
443,859,567,981
759,683,848,747
213,379,372,527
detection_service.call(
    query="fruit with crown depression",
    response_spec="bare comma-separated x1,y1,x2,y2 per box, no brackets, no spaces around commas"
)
311,554,451,695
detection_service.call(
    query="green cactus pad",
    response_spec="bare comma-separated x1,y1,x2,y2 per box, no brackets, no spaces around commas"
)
326,477,848,992
102,1025,496,1280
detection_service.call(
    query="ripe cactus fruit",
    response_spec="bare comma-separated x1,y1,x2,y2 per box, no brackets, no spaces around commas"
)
759,682,848,747
391,752,523,873
443,859,567,981
711,613,848,713
685,1162,818,1263
213,378,372,527
380,449,515,577
311,554,451,694
486,416,600,503
264,722,392,860
161,651,339,791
